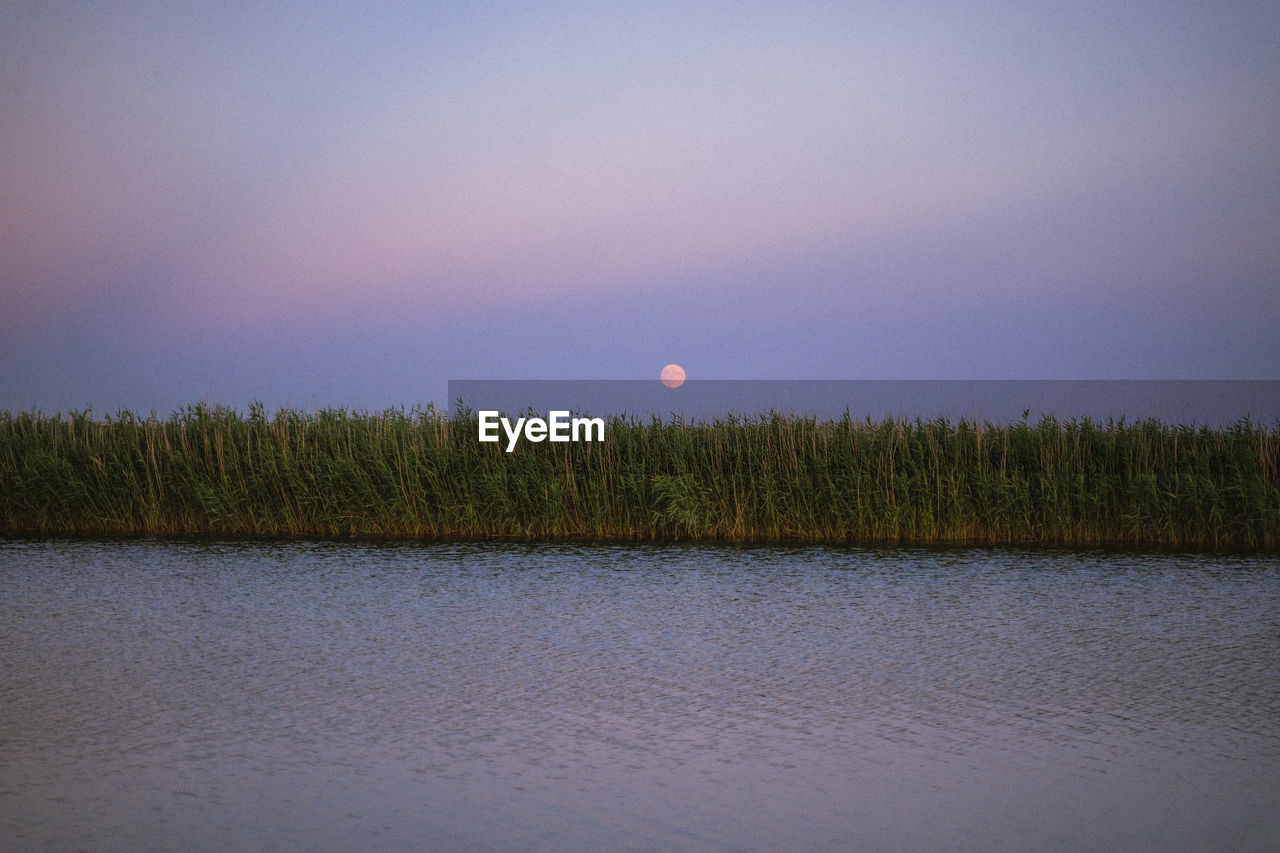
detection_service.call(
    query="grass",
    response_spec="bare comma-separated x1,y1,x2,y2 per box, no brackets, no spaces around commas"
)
1,403,1277,548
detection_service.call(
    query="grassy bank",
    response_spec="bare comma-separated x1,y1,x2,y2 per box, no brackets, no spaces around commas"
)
1,404,1277,548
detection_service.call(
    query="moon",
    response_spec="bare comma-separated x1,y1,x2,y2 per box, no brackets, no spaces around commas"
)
660,364,686,388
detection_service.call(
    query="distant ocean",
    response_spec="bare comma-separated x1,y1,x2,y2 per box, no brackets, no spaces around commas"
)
449,380,1280,427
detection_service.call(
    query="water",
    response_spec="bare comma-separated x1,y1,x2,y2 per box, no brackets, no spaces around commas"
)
2,540,1278,851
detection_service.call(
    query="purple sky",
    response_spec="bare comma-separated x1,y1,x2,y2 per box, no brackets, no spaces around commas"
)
3,1,1278,413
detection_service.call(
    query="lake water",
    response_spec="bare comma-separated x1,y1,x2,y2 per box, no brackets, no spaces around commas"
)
2,539,1278,851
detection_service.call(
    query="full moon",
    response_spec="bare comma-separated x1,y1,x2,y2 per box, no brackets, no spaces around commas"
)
660,364,686,388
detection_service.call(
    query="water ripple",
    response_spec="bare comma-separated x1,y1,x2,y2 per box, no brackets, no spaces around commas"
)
2,539,1278,851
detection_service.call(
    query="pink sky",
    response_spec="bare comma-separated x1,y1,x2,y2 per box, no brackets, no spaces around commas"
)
3,2,1278,411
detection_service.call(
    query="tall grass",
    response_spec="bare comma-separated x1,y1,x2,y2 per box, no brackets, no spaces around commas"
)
1,404,1276,548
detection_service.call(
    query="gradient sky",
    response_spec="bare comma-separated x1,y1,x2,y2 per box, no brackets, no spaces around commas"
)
3,1,1278,413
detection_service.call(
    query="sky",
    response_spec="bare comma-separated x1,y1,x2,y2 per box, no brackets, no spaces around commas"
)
3,1,1278,413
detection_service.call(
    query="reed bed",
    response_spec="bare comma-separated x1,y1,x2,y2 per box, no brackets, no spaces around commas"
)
1,404,1276,548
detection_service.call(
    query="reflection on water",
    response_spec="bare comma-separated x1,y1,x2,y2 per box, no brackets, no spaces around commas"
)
2,540,1278,851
